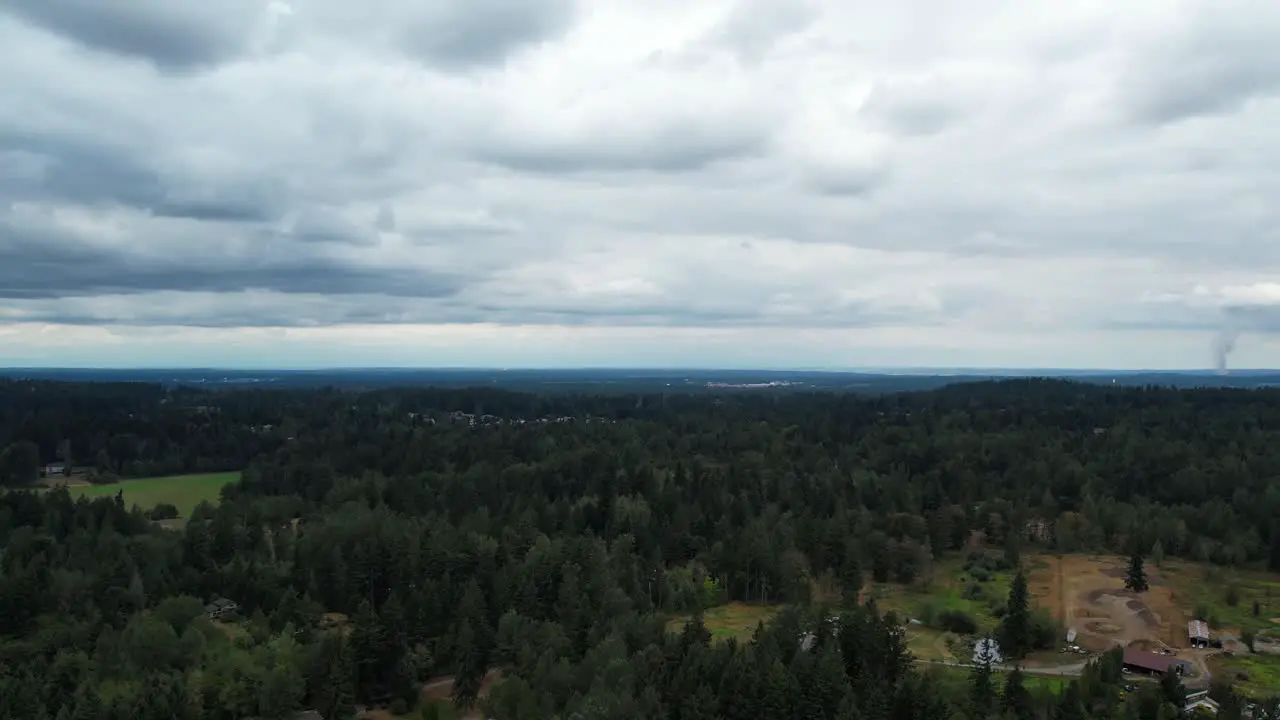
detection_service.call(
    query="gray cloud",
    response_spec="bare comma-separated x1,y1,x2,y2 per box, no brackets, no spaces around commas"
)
1,0,261,70
1,0,1279,369
0,214,468,300
477,124,768,174
396,0,577,68
1120,5,1280,124
0,130,286,222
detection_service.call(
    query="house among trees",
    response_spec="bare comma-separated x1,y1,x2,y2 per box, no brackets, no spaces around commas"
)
1188,620,1210,647
41,462,66,477
205,597,239,620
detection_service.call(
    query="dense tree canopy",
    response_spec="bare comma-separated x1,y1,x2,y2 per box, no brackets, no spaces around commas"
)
2,377,1279,718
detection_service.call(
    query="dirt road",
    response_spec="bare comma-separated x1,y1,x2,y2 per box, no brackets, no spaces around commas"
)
916,659,1090,677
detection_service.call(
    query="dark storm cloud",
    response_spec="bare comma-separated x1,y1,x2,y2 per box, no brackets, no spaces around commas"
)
399,0,577,68
0,130,285,222
0,219,469,300
1,0,259,70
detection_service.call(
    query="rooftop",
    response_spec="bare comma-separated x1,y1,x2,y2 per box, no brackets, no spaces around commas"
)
1122,647,1176,673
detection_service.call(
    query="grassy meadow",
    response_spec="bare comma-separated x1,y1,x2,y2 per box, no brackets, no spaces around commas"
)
666,602,783,643
66,471,240,517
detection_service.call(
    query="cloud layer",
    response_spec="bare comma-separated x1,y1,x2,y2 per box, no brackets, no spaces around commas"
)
3,0,1280,368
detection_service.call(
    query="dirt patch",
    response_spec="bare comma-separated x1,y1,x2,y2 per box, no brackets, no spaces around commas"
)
1099,566,1166,587
1085,621,1123,635
1028,554,1186,654
418,670,502,719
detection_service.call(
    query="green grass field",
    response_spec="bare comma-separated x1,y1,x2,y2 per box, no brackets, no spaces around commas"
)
68,472,240,517
923,664,1071,695
1160,560,1280,636
666,602,783,643
1208,653,1280,699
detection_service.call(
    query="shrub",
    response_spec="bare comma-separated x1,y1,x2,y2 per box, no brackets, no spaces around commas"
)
917,602,938,628
1242,629,1257,653
937,609,978,634
390,698,409,716
148,503,180,520
1226,584,1241,608
971,568,992,583
1028,609,1058,651
963,583,985,600
1194,604,1211,622
989,602,1007,619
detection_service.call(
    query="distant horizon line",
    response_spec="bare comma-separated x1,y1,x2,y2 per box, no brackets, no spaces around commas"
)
1,366,1275,375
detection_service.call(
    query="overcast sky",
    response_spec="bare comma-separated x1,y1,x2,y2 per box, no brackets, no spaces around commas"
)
3,0,1279,369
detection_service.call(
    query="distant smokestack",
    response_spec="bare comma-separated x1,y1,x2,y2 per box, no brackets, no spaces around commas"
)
1212,330,1238,374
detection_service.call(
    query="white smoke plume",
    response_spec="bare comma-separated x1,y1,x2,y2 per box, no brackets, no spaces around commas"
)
1213,329,1239,372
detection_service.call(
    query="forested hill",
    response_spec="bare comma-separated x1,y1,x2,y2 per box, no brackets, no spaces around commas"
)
2,378,1279,718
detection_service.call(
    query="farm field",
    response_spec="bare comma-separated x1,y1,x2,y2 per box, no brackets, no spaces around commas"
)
1157,560,1280,637
666,602,783,643
1208,653,1280,699
63,471,240,518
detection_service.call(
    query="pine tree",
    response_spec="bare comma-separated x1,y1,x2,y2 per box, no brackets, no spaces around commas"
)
1159,665,1186,708
840,544,863,605
999,570,1031,659
1000,666,1033,720
1124,552,1148,593
1056,681,1085,720
970,640,997,717
451,619,483,710
1270,521,1280,573
349,600,384,702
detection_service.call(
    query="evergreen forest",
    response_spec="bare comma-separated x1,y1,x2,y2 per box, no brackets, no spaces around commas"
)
3,378,1280,719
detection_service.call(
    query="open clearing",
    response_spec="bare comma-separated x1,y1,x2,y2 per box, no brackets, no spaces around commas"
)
666,602,782,643
60,471,240,517
868,555,1016,661
1026,555,1185,653
1208,653,1280,699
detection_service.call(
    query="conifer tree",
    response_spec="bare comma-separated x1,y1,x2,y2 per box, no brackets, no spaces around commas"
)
999,570,1031,659
970,640,997,717
1124,552,1148,593
1000,666,1033,720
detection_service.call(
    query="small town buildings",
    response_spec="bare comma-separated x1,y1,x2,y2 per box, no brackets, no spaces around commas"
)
42,462,66,477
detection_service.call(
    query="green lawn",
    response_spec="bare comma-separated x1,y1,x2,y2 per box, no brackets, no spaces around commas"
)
923,664,1071,695
1161,561,1280,636
1208,653,1280,699
68,472,240,517
666,602,783,643
871,556,1014,635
